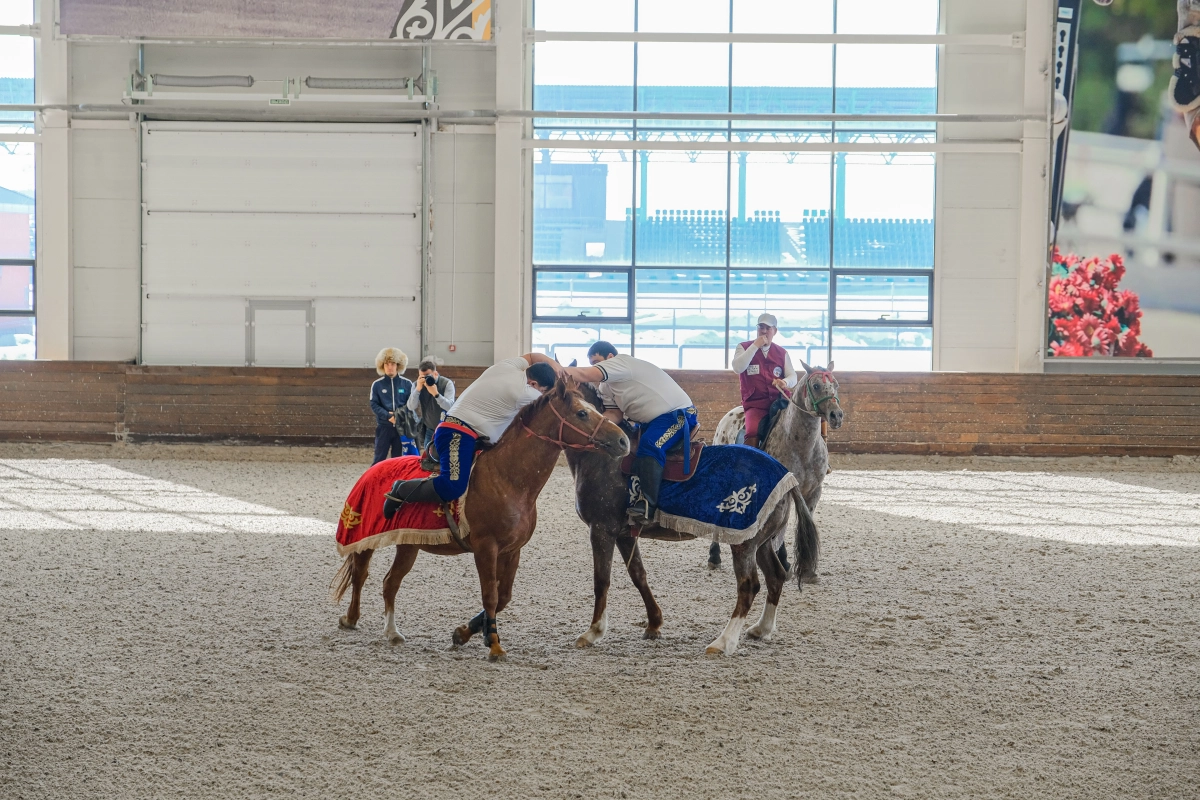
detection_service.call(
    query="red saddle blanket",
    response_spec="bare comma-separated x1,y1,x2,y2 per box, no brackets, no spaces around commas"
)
335,456,463,556
619,438,705,483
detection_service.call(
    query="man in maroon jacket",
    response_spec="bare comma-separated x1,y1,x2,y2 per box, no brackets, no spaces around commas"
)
731,313,798,449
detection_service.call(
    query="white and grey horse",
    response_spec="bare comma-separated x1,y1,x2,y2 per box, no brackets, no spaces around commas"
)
711,361,844,577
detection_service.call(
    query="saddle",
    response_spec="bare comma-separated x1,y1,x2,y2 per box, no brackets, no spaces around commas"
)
619,434,705,483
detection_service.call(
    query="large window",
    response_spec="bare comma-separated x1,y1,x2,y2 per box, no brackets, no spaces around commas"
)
531,0,936,370
0,4,36,359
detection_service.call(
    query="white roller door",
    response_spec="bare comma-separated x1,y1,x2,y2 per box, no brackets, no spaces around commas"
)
141,122,422,367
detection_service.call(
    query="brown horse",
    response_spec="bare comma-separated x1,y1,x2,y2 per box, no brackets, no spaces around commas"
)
332,377,628,661
565,383,820,655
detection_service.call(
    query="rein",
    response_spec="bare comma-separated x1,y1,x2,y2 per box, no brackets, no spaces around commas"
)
521,398,608,451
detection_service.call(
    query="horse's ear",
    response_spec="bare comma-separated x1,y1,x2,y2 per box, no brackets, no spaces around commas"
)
799,359,813,375
827,360,835,372
568,359,578,367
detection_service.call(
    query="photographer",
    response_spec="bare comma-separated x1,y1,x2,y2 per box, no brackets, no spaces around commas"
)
370,347,417,464
406,358,456,451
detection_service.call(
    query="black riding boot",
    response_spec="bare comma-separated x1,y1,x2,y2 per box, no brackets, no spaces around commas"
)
629,456,665,525
382,478,444,519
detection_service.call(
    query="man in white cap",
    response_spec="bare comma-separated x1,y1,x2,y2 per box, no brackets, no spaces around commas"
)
730,313,798,449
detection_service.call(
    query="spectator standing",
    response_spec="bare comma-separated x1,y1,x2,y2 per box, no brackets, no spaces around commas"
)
370,348,416,464
406,358,456,451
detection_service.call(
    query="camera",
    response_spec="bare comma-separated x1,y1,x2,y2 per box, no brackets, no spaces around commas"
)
424,375,437,386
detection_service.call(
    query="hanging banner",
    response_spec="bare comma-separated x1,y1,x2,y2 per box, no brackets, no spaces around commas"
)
59,0,491,40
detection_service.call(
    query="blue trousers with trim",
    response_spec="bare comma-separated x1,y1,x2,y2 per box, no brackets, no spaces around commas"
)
636,407,699,467
430,424,478,501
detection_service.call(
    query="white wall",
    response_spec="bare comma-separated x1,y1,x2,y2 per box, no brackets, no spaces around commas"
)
60,39,497,366
936,0,1053,372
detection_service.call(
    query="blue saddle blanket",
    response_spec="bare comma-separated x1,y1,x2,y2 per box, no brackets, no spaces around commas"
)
630,444,799,544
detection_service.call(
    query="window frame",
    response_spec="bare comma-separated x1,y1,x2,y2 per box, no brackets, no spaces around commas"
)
531,265,634,324
529,0,939,370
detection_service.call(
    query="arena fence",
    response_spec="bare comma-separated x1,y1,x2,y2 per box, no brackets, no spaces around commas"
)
1,361,1197,457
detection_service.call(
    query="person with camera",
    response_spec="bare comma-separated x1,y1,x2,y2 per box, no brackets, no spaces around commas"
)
370,347,417,465
405,358,456,451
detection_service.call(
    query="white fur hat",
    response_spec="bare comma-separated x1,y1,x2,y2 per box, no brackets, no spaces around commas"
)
375,347,409,375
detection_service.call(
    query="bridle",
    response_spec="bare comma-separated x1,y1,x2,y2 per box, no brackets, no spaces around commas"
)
521,396,609,451
791,371,840,418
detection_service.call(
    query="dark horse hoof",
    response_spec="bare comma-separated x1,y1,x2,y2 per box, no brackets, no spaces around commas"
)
642,627,662,640
707,541,722,569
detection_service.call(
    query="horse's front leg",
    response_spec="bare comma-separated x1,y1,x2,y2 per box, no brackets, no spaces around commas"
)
577,527,616,647
463,542,505,661
706,543,760,655
338,550,374,630
616,535,663,640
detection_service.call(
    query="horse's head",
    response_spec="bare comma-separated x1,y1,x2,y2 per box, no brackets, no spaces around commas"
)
536,376,630,458
796,359,844,430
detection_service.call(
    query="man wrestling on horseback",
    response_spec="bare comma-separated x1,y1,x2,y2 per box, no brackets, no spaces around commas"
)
561,341,696,527
383,353,560,518
731,313,798,449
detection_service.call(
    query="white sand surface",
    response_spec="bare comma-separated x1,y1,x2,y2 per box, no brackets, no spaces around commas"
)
1,448,1197,799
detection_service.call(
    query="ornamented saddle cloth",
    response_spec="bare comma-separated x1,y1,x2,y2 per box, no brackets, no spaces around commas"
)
335,456,466,556
629,444,798,545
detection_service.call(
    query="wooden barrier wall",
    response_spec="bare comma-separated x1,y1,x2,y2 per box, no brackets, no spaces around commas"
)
1,362,1198,457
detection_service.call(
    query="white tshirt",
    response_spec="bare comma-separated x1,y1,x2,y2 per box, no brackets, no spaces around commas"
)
445,357,543,442
594,354,692,424
730,343,798,389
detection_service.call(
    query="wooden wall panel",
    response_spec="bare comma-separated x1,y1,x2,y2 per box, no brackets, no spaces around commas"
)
1,362,1197,456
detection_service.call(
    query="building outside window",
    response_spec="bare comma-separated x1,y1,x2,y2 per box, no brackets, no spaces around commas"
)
0,2,36,359
531,0,936,370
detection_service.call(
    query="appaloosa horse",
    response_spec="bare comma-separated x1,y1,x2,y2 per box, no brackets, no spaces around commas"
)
565,384,820,655
710,360,844,575
333,378,628,661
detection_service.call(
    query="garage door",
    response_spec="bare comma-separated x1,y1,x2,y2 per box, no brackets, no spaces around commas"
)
141,122,422,367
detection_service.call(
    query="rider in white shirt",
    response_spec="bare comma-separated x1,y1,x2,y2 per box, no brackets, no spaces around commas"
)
562,341,697,525
384,354,559,517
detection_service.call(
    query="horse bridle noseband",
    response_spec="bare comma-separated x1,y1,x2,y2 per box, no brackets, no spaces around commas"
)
521,399,608,451
793,372,839,418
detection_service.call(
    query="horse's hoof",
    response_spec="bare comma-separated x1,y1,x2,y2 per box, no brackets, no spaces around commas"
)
706,560,720,570
800,570,820,585
387,631,406,645
487,648,507,662
451,626,472,646
575,635,595,648
338,616,357,630
746,628,772,642
704,644,727,655
642,627,662,640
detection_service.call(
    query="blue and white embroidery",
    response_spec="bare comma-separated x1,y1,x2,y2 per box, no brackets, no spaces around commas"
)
716,484,757,515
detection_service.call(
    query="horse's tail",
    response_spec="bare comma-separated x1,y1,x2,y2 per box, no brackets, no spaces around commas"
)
791,488,820,587
330,554,355,604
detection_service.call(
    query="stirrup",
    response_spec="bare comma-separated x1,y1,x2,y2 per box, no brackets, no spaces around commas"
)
1171,28,1200,113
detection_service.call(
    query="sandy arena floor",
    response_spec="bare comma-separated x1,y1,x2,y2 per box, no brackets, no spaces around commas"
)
1,447,1198,799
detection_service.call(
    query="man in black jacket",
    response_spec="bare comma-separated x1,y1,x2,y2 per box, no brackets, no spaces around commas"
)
370,348,415,464
406,357,456,451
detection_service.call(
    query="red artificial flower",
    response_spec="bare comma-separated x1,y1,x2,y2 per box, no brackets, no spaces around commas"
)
1047,249,1151,358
